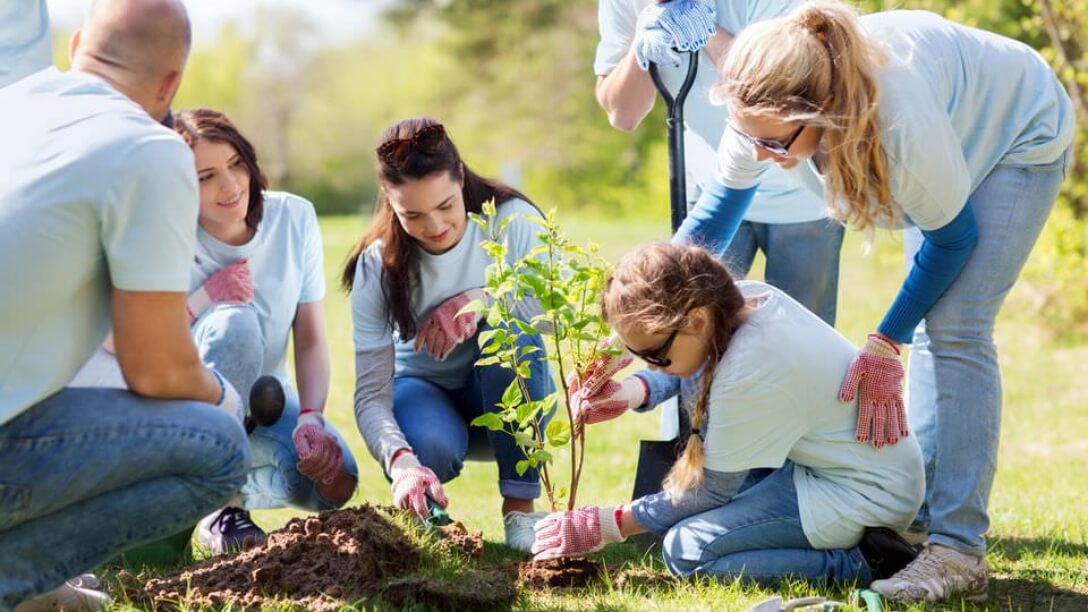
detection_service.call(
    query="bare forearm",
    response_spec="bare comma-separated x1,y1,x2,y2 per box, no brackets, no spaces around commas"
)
596,50,657,132
620,506,648,538
704,26,733,69
294,339,331,411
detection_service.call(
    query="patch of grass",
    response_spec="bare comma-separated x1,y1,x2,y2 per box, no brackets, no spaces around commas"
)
99,214,1087,611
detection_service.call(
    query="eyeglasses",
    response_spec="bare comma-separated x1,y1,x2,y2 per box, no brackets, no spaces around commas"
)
626,327,681,368
730,123,804,157
376,124,447,166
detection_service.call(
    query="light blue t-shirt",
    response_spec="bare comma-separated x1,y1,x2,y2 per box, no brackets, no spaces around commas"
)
191,191,326,386
0,0,51,88
351,199,543,389
704,282,925,549
594,0,827,223
717,10,1075,231
0,68,198,426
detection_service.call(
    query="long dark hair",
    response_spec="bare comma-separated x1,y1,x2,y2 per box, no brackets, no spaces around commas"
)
341,117,533,340
173,108,268,231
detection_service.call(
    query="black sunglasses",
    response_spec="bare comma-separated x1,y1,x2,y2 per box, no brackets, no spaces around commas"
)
730,122,804,157
627,327,681,368
376,124,447,166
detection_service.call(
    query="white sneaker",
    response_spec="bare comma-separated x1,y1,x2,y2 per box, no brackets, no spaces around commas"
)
870,543,988,603
14,576,111,612
503,511,549,553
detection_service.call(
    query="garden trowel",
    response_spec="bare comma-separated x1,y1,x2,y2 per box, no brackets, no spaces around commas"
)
630,52,698,509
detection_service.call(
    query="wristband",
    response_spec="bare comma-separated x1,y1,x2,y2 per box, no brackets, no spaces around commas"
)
300,406,320,415
869,332,902,356
614,505,625,534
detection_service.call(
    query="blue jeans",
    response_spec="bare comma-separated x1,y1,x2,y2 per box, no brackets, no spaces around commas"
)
646,464,870,585
196,305,358,511
0,388,249,609
904,151,1070,556
724,218,844,326
391,325,555,500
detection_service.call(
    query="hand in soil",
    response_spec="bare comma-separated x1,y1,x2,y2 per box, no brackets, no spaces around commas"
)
531,505,625,560
390,452,448,518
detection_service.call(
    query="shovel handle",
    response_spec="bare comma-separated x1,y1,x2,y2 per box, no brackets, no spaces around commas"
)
649,52,699,233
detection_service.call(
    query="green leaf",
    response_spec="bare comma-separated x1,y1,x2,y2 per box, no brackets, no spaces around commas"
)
470,413,504,431
514,319,538,336
513,429,535,447
474,355,502,367
545,419,571,447
516,401,540,427
515,459,530,476
519,344,542,359
456,299,486,318
501,379,523,408
516,362,532,379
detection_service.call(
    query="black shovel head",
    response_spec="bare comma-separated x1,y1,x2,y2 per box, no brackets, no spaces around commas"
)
631,437,683,501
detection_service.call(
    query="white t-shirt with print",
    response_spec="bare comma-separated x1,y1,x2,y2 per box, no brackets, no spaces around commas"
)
594,0,827,223
0,68,198,425
351,199,543,389
714,10,1075,231
702,281,925,549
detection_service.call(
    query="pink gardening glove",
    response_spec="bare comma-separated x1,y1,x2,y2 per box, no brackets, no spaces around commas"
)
569,375,648,436
414,288,486,361
839,333,909,448
293,411,343,484
577,334,634,397
389,452,449,519
186,259,253,323
531,506,626,560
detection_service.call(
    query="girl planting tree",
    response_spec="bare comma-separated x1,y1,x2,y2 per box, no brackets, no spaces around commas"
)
533,243,925,588
344,117,554,552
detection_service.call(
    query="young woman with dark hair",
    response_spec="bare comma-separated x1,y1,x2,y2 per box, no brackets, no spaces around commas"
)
172,108,359,552
345,117,553,552
533,243,924,588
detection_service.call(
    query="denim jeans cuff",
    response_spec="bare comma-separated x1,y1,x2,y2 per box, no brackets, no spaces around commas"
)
629,497,672,536
498,479,540,500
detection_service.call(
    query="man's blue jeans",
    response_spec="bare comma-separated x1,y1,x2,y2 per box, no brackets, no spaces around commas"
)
391,324,555,500
724,218,844,326
195,305,358,510
904,151,1071,556
0,388,249,609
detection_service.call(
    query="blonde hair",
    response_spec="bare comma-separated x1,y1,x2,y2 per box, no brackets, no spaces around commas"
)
713,1,893,230
602,244,747,497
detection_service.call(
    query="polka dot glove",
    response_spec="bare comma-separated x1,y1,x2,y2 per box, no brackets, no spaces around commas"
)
390,452,448,519
653,0,717,52
293,411,344,484
570,375,648,435
414,288,486,362
839,333,909,448
187,259,253,323
577,335,634,397
532,505,626,560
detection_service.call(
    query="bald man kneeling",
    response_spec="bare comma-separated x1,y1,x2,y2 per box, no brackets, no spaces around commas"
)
0,2,251,610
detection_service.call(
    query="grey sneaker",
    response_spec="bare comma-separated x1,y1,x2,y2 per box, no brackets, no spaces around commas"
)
14,576,111,612
197,506,266,554
870,542,988,603
503,510,549,553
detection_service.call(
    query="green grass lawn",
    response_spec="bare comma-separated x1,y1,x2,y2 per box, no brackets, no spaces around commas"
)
111,212,1088,611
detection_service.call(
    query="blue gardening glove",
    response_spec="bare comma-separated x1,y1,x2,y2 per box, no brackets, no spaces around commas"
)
656,0,717,52
633,4,683,70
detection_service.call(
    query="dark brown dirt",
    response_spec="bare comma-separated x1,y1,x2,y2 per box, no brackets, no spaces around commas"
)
138,505,419,611
381,570,517,611
517,557,603,589
435,521,485,559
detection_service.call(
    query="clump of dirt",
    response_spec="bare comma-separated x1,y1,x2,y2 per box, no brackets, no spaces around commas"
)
517,557,603,589
435,521,485,559
138,505,419,611
381,570,517,611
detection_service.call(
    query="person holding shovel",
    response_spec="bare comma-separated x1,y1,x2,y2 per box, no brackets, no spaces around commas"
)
593,1,1072,602
533,243,925,588
0,1,251,609
595,0,843,325
171,108,359,553
344,117,555,552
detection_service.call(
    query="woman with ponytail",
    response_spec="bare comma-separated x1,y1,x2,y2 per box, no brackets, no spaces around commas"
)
345,117,554,551
580,1,1074,602
532,243,924,587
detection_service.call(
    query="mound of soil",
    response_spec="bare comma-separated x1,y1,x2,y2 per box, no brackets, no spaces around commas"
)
139,505,419,611
517,557,603,589
435,521,485,559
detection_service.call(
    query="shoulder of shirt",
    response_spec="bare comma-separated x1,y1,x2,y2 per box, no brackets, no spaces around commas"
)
494,198,543,223
261,190,318,223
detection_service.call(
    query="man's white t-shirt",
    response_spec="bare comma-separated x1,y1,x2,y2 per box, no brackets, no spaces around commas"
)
0,0,51,88
703,282,925,549
351,199,543,390
594,0,827,223
0,68,198,425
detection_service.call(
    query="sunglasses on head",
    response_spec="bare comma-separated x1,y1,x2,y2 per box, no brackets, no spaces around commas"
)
626,327,681,368
376,124,447,166
730,122,804,157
